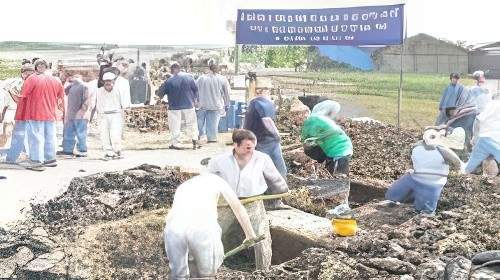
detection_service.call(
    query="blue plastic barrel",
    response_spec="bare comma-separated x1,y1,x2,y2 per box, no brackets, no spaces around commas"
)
235,102,247,128
218,116,228,132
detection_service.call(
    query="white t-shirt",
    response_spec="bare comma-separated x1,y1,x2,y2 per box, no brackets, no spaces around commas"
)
165,174,234,229
411,145,449,187
96,87,123,113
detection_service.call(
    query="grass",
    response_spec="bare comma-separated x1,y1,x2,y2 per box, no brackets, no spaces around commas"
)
272,70,476,129
0,60,19,80
274,70,475,100
335,94,439,128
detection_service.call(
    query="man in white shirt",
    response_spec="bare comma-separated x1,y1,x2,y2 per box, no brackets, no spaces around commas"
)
207,129,288,270
96,72,125,159
208,129,288,202
164,173,257,280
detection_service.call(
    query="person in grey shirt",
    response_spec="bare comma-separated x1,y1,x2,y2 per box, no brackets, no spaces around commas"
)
196,63,230,143
58,75,91,157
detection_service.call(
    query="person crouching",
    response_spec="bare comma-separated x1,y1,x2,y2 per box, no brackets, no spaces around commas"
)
96,72,124,159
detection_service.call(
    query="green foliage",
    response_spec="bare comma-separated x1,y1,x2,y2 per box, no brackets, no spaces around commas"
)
240,46,308,69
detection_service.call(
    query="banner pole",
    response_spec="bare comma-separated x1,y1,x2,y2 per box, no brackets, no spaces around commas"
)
397,7,407,129
397,44,404,129
235,44,240,75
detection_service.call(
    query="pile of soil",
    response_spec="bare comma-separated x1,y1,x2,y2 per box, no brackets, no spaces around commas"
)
279,99,420,182
124,105,168,132
31,164,188,234
340,119,419,182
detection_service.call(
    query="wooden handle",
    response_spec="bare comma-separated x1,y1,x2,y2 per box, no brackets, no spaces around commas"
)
218,192,290,207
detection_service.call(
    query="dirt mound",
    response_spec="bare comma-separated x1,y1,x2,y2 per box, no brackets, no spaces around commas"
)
31,164,189,234
281,119,418,183
124,105,168,133
340,119,419,181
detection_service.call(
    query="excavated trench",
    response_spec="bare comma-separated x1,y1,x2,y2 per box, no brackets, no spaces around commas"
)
0,164,392,279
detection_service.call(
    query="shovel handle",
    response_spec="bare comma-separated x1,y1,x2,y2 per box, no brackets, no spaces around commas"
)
218,192,290,207
223,234,266,259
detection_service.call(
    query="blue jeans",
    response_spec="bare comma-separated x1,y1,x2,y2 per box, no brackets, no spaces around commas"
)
465,137,500,173
197,109,220,142
6,121,29,162
256,140,287,179
62,119,88,153
27,120,56,163
385,173,444,214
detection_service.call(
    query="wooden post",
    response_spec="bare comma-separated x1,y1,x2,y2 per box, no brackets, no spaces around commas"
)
397,13,407,129
397,43,404,129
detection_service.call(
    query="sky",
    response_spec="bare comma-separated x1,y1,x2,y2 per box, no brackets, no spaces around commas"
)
0,0,498,46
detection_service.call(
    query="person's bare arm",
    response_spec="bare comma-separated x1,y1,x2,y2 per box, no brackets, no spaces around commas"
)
219,183,257,240
436,146,463,171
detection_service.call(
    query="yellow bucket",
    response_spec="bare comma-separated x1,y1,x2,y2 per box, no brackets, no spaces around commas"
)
331,218,358,236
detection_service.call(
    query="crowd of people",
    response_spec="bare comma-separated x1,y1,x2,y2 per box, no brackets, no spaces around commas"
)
0,57,139,169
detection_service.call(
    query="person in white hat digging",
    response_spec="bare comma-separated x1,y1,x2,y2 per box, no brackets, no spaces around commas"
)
96,72,124,159
164,173,257,280
385,127,465,214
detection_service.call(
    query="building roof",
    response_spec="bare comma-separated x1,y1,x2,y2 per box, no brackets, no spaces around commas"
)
471,42,500,52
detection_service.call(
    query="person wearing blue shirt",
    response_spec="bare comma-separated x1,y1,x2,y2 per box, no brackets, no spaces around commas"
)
159,63,200,150
243,79,287,179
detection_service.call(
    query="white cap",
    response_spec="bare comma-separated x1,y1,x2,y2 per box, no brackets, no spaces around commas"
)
102,72,117,81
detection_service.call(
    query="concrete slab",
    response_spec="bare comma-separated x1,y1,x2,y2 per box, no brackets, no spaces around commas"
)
267,208,333,264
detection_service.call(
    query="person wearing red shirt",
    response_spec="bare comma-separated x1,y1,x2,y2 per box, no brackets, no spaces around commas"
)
4,64,35,166
22,59,64,167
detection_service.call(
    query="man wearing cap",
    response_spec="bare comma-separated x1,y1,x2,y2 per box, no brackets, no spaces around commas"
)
435,73,465,125
21,59,64,169
158,62,200,150
196,62,230,143
2,64,35,166
243,78,287,178
461,99,500,175
385,128,464,214
57,74,91,157
465,70,492,114
96,72,125,159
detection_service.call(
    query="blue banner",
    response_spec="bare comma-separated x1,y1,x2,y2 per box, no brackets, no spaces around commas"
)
236,4,404,46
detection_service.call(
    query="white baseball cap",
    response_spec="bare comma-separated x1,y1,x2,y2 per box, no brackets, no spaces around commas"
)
102,72,117,81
